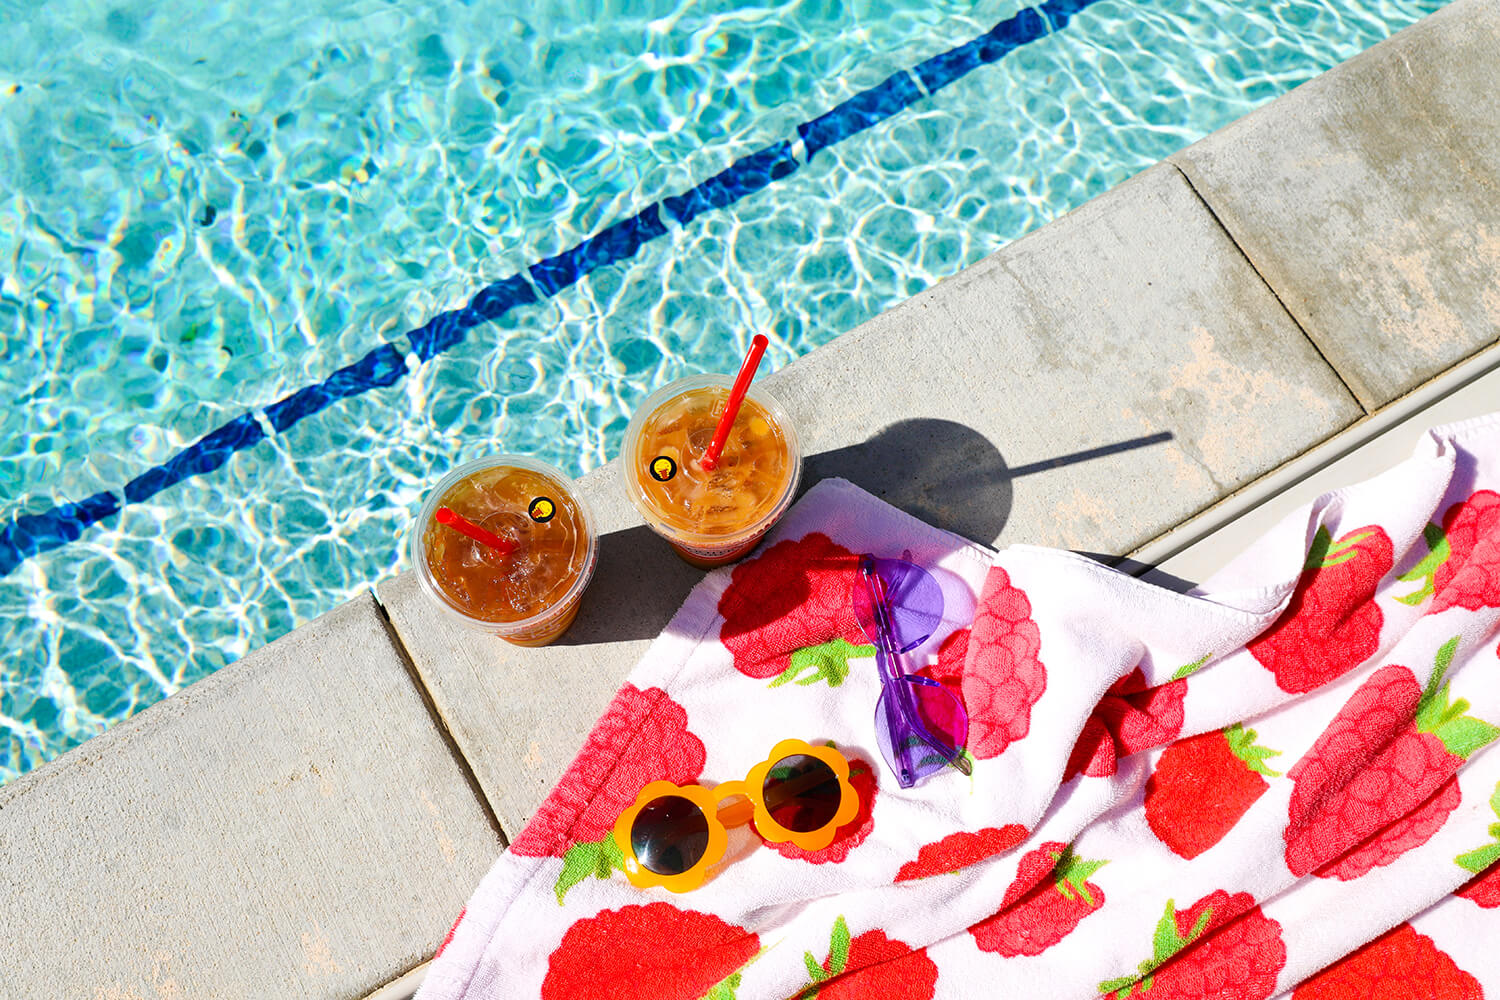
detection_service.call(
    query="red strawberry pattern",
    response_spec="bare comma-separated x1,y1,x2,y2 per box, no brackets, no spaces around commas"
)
509,684,706,902
920,627,969,696
1064,666,1192,781
1100,891,1285,1000
1285,661,1416,838
795,916,938,1000
1100,668,1190,754
959,566,1047,759
969,842,1108,957
1399,490,1500,613
1284,638,1499,879
894,824,1028,882
1457,864,1500,908
1322,777,1461,881
767,753,878,864
541,903,760,1000
512,685,705,856
1145,723,1281,860
1290,922,1481,1000
717,533,873,687
1248,525,1392,693
1454,779,1500,904
1396,522,1451,607
1064,714,1119,780
483,496,1500,999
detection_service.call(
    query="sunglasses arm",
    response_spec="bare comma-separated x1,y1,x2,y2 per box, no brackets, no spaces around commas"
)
861,560,912,686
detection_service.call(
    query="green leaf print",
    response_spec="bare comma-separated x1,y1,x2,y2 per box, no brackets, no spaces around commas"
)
772,638,876,688
553,834,625,905
1455,780,1500,875
1396,523,1450,606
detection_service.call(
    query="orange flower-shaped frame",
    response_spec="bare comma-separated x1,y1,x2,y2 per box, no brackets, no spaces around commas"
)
613,739,859,892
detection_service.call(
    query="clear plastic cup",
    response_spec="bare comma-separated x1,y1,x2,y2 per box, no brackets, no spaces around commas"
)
413,455,598,646
622,374,802,568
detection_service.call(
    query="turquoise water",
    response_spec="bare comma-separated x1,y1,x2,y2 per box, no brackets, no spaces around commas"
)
0,0,1449,783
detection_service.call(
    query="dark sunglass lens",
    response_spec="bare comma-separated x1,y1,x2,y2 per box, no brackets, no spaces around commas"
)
762,754,844,833
630,795,711,877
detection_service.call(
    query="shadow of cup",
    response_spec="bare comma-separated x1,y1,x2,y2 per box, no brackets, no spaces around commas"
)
559,420,1171,645
801,417,1015,546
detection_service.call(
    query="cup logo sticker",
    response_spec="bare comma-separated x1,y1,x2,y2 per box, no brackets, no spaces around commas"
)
528,497,556,523
649,456,678,482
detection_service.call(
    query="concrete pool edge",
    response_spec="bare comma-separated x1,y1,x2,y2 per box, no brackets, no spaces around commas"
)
6,2,1498,996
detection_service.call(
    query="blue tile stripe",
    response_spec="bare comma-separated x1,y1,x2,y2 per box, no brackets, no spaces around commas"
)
123,412,269,503
468,273,539,323
0,491,122,577
264,342,408,434
408,274,541,364
798,71,925,161
529,206,669,298
0,0,1097,578
661,141,801,227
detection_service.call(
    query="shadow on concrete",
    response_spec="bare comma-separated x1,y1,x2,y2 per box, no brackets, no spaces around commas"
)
551,524,705,646
557,420,1175,644
802,418,1174,547
1078,553,1201,594
800,418,1014,545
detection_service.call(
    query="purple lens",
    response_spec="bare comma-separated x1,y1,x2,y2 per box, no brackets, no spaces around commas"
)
851,556,943,652
762,754,844,833
852,555,968,787
875,676,970,788
630,794,711,876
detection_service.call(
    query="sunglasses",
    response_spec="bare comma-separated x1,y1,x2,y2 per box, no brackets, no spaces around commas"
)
852,553,971,788
613,739,859,892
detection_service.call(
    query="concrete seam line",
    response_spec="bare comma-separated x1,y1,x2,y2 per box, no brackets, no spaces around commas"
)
369,587,509,848
1167,160,1368,415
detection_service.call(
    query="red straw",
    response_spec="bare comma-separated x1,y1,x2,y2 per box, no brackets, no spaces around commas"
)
699,334,769,472
436,507,518,557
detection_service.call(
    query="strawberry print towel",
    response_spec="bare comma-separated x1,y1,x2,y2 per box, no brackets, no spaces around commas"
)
418,412,1500,1000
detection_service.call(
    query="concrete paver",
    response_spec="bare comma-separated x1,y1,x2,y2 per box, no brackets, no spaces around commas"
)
0,593,501,1000
1172,0,1500,410
1130,342,1500,588
769,162,1362,555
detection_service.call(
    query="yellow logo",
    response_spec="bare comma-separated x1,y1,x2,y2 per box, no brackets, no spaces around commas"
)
650,455,678,482
528,496,556,523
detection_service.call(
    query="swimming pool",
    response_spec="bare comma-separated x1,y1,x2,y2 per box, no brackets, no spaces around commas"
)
0,0,1449,783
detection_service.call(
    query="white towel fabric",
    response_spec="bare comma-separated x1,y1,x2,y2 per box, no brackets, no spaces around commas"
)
419,412,1500,1000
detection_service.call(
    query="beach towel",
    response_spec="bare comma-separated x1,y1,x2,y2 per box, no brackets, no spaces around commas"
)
418,412,1500,1000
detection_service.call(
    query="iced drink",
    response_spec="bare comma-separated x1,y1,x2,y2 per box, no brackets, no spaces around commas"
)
413,456,597,645
622,374,801,568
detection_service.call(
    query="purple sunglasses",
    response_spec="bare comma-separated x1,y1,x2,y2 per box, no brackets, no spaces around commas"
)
852,553,972,788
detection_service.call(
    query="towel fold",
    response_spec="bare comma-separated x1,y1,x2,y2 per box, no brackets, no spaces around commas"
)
419,412,1500,1000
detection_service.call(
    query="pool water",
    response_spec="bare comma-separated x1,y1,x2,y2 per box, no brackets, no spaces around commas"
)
0,0,1449,783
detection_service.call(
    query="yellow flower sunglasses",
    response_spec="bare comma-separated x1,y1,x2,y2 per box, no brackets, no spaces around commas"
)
613,739,860,892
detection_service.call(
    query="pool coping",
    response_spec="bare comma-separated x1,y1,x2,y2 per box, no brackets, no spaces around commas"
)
5,1,1498,997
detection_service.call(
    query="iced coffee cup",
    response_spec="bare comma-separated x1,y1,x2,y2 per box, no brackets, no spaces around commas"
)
413,455,597,646
622,371,802,568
